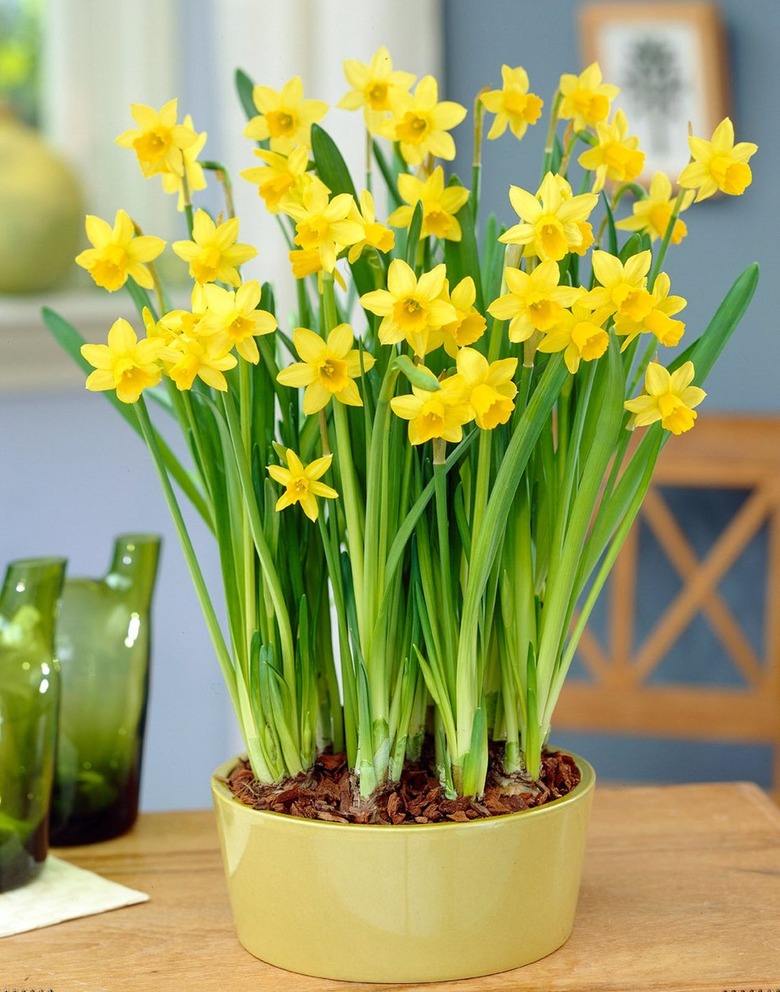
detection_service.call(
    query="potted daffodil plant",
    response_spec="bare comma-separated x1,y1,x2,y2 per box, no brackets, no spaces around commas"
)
46,48,758,983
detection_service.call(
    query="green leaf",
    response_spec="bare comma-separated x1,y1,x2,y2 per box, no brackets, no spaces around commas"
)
235,68,258,123
403,200,424,266
311,123,357,197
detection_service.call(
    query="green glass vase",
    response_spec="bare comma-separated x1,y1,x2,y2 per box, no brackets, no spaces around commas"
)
50,534,161,845
0,557,65,892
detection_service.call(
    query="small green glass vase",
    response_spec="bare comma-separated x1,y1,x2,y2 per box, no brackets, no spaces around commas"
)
50,534,161,846
0,557,66,892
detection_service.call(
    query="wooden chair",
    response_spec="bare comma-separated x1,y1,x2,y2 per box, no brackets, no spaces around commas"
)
555,416,780,796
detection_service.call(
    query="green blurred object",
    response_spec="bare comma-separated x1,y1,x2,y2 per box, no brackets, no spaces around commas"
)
0,108,84,294
0,0,42,126
0,556,65,892
50,534,161,846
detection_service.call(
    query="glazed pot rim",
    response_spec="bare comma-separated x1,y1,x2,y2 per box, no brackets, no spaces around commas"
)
211,749,595,832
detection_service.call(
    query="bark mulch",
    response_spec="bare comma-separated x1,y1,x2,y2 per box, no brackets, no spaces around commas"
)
224,747,581,825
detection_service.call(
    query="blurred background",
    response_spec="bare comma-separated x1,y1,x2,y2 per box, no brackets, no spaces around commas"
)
1,0,777,809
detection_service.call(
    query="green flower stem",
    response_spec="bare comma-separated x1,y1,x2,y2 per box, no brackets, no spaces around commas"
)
239,361,258,664
541,90,563,179
363,364,400,625
457,354,568,787
433,440,457,690
219,391,297,710
317,512,357,765
470,429,492,556
201,160,235,219
134,398,238,717
649,186,687,290
332,399,366,646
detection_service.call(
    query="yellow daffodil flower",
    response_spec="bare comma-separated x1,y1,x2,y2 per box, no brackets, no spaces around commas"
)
160,114,207,209
267,449,338,521
616,172,692,244
536,301,610,374
387,167,470,242
480,65,543,141
347,190,395,264
390,373,472,445
172,210,257,286
244,77,328,154
200,281,277,364
116,99,200,177
75,210,166,292
456,348,518,429
440,277,487,357
155,285,208,343
81,318,164,403
613,272,686,350
499,172,598,261
488,258,583,342
678,117,758,202
277,323,375,414
578,109,645,193
381,75,466,166
360,259,457,359
338,47,416,133
624,360,706,435
281,179,363,273
241,146,313,215
558,62,619,131
584,249,653,323
162,333,237,392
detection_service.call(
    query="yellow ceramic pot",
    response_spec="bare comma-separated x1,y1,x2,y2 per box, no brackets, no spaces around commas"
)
212,752,595,982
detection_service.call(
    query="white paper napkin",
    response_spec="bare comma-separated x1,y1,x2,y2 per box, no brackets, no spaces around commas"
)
0,855,149,937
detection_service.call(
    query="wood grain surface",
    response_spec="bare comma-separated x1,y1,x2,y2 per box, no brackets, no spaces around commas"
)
3,782,780,992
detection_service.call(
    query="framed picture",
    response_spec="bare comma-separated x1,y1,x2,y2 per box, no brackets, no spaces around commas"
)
579,2,730,185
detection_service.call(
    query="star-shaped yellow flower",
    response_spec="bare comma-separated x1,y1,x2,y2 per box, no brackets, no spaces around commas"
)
480,65,543,141
678,117,757,202
360,259,457,358
172,210,257,286
536,301,610,374
624,361,706,435
381,75,466,166
116,99,199,178
499,172,598,261
488,258,582,342
387,167,470,242
584,250,653,323
267,449,338,522
81,318,165,404
338,46,416,133
613,272,686,351
558,62,619,131
75,210,165,292
244,77,328,153
347,190,395,264
281,179,363,273
616,172,692,244
276,323,375,414
200,281,277,364
455,348,518,430
241,146,313,215
578,109,645,193
390,372,472,445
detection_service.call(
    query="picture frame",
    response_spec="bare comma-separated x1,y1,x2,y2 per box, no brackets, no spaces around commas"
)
579,2,730,185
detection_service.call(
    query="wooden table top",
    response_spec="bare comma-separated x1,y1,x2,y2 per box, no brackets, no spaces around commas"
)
4,782,780,992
